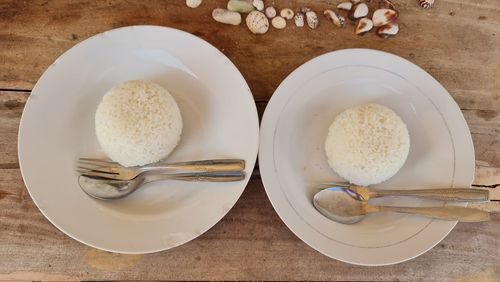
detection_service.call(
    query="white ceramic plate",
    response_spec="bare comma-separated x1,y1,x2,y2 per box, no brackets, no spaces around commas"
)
18,26,259,254
259,49,474,266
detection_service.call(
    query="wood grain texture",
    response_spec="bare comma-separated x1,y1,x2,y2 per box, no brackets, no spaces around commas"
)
1,0,500,280
0,176,499,281
1,0,500,109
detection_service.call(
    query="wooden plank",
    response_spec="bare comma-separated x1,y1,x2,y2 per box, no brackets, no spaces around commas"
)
0,91,26,169
0,175,499,281
464,109,500,187
1,0,499,109
1,91,499,280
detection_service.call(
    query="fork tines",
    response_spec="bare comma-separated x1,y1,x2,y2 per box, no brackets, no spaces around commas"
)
77,158,120,178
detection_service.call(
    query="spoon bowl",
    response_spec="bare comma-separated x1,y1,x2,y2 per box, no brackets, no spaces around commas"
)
313,187,367,224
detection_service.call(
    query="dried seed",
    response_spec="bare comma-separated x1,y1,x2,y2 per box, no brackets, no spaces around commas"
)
265,6,277,18
280,8,294,20
377,22,399,38
272,16,287,29
418,0,434,9
246,11,269,34
379,0,397,11
324,9,346,27
212,8,242,25
351,0,362,4
186,0,202,8
355,17,373,35
294,12,305,27
252,0,264,11
349,3,369,21
372,8,398,27
337,2,353,11
227,0,255,13
306,10,319,29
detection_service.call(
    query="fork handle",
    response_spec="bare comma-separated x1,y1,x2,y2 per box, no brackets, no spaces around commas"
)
141,159,245,173
371,188,489,202
372,205,490,222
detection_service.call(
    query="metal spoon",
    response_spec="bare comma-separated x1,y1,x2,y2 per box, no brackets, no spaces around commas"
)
78,171,245,200
313,187,490,224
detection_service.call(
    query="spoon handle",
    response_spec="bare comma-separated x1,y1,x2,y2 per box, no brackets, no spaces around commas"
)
371,188,489,202
140,159,246,173
374,205,490,222
145,171,246,182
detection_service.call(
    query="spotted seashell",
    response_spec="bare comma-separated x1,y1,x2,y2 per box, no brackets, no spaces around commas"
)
305,11,319,29
246,11,269,34
324,9,346,28
355,17,373,35
419,0,434,9
372,8,398,27
294,12,305,27
377,22,399,38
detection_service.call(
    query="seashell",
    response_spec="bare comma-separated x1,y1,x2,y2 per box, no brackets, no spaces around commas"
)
294,12,305,27
377,22,399,38
280,8,294,20
418,0,434,9
227,0,255,13
337,2,353,11
246,11,269,34
379,0,397,11
372,8,398,27
324,9,346,27
355,17,373,35
272,16,287,29
265,6,277,18
349,3,369,21
212,8,242,25
252,0,264,11
186,0,202,8
306,10,319,29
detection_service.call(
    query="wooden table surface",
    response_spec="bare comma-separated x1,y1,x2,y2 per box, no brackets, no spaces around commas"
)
1,0,499,280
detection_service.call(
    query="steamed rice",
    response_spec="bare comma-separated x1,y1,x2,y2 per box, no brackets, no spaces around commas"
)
325,103,410,186
95,80,182,167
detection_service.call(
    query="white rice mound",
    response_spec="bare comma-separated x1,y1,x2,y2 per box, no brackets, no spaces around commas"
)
95,80,182,167
325,103,410,186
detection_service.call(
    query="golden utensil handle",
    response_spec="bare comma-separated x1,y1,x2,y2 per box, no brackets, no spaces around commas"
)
374,206,490,222
147,171,246,182
372,188,489,202
143,159,246,172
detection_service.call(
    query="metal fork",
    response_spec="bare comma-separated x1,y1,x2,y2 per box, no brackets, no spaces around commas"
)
77,158,246,180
